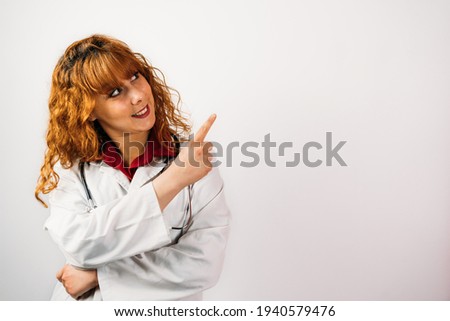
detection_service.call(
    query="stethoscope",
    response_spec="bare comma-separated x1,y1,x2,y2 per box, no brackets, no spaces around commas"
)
79,159,194,240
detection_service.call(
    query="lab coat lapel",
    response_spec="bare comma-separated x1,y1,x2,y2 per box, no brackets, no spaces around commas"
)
129,160,166,192
99,162,131,191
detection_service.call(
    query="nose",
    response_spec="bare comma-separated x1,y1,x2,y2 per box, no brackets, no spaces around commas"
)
130,87,143,106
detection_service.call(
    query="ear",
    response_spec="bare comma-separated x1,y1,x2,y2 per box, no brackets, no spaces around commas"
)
88,113,97,121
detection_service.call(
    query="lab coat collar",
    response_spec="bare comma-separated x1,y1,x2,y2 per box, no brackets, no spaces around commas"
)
98,159,167,192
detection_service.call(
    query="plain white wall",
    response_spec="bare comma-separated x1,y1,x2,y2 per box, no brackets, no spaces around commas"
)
1,0,449,300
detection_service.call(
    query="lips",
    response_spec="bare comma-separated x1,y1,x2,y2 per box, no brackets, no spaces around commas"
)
131,105,150,118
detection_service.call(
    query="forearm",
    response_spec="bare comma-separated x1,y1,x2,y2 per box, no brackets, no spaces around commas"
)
96,184,231,300
97,225,230,300
152,169,184,211
47,181,171,268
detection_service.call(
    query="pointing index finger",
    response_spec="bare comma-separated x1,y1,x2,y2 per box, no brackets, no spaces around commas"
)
194,114,217,143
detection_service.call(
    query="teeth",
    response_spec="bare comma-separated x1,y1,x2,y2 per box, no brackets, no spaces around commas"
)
133,106,148,116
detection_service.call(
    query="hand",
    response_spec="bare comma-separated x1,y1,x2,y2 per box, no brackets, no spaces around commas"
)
169,114,216,187
56,264,98,300
152,114,216,210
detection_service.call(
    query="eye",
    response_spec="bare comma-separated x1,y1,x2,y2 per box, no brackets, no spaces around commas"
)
109,88,122,98
131,72,139,81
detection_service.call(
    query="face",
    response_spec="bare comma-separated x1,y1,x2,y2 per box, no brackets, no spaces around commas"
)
91,72,156,141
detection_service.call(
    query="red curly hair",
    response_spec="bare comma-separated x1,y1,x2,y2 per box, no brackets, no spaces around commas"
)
35,34,191,207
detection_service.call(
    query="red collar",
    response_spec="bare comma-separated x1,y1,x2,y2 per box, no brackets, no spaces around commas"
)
102,130,176,181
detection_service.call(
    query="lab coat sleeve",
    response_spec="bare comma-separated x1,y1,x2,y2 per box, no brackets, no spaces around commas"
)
44,163,172,269
96,167,231,300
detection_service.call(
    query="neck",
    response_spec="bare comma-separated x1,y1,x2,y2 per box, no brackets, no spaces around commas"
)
112,131,149,167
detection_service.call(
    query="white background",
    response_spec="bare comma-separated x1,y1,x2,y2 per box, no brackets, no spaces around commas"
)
0,0,449,300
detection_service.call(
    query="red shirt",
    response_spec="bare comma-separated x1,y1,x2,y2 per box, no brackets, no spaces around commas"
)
102,130,176,181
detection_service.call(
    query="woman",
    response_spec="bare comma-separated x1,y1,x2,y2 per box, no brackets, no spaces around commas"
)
35,34,230,300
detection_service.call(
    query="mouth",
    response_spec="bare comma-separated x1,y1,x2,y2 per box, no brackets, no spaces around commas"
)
131,105,150,118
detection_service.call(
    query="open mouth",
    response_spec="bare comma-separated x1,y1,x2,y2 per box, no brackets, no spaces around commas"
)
131,105,150,118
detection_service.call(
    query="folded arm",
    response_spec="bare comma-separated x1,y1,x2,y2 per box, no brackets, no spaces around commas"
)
97,182,231,300
45,164,172,269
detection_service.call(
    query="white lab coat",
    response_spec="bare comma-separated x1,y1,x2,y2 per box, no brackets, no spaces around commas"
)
44,159,230,300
